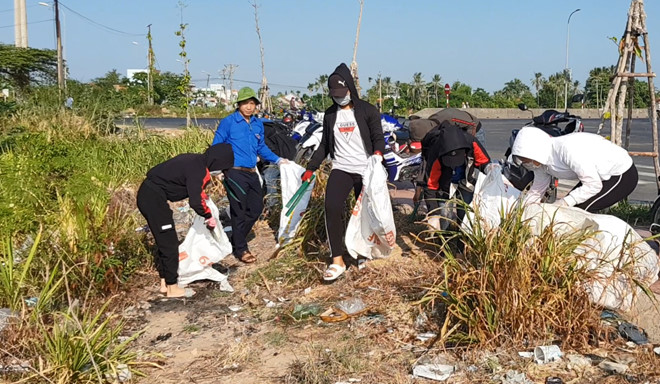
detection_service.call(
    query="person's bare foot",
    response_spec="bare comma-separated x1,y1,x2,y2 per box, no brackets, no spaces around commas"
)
160,278,167,294
166,284,195,298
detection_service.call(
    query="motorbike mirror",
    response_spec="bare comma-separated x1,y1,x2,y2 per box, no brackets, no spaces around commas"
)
571,94,584,103
517,103,528,111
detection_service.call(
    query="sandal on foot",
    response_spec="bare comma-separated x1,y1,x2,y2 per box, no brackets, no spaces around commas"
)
323,264,346,282
237,251,257,264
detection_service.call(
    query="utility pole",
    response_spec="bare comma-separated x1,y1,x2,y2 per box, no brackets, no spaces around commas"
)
14,0,27,47
224,64,238,102
54,0,65,93
378,73,382,113
147,24,154,105
205,73,210,89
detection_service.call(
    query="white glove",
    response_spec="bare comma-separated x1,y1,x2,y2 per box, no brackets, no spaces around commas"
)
278,158,290,165
554,198,569,207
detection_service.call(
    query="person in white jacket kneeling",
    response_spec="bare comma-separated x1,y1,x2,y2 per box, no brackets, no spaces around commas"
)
511,127,638,213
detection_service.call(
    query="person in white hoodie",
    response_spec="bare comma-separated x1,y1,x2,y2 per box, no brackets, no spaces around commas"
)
511,127,638,213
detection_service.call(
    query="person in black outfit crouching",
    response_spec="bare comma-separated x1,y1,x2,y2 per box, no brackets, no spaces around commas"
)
137,143,234,297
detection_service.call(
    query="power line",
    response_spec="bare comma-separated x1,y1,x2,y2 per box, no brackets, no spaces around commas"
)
189,77,308,90
58,1,144,37
0,4,38,13
0,19,53,29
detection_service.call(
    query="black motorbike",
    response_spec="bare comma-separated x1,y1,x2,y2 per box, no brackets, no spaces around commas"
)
501,104,584,203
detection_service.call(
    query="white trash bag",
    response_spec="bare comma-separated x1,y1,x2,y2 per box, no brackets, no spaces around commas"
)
461,164,521,231
278,162,316,246
178,199,233,287
464,165,660,311
523,204,659,311
345,156,397,259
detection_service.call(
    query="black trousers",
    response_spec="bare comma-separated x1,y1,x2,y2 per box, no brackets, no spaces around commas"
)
225,169,264,256
324,169,363,259
573,164,638,213
136,180,179,285
424,186,473,225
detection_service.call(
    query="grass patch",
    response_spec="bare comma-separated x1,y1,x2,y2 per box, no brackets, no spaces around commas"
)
285,341,370,384
263,330,288,347
0,104,210,382
418,200,607,348
605,200,652,226
183,324,200,333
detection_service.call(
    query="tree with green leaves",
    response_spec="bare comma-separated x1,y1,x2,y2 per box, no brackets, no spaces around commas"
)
430,74,442,107
532,72,545,106
0,44,57,97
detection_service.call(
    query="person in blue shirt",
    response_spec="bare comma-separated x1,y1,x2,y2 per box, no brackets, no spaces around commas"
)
212,87,288,263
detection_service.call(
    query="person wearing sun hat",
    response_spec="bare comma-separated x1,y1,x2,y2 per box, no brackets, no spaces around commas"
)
212,87,289,264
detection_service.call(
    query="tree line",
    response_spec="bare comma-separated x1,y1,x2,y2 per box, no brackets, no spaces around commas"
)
1,43,658,118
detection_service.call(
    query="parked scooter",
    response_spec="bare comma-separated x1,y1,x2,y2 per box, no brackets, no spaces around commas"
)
501,103,584,203
293,121,324,164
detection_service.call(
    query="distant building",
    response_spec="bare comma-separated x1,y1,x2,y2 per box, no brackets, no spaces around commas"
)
126,69,148,82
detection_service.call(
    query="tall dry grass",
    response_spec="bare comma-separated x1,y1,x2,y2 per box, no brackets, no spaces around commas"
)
419,201,610,349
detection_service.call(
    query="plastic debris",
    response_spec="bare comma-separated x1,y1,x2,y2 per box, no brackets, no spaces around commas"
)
303,287,312,295
105,363,132,383
264,299,276,308
336,297,366,316
534,345,562,364
654,346,660,355
416,332,437,342
517,351,534,359
412,362,455,381
218,279,234,293
0,308,15,332
228,305,242,312
545,377,563,384
618,322,648,345
497,370,534,384
598,360,628,374
24,297,38,307
566,354,591,368
415,313,429,328
292,303,321,320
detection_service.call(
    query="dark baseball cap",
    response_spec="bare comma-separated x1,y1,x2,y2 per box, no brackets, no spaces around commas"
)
328,74,349,97
441,148,467,168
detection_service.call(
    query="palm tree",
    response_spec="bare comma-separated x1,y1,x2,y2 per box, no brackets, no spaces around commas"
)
532,72,544,106
430,74,442,107
411,72,426,110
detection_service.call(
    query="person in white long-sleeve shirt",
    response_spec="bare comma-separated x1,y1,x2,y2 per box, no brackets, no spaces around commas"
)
511,127,638,213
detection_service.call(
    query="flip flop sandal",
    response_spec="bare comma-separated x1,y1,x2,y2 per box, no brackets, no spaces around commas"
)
323,263,346,282
238,251,257,264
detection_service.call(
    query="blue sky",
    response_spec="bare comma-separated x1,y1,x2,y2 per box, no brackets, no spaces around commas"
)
1,0,658,95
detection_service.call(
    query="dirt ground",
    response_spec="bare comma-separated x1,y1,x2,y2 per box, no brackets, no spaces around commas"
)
119,187,660,384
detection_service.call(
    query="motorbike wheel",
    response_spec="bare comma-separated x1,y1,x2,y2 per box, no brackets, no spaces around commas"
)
650,197,660,234
294,147,314,167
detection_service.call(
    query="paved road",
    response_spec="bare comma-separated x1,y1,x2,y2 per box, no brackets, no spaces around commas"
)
482,118,659,203
118,117,660,203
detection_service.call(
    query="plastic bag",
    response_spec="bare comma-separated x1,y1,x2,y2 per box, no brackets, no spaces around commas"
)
461,164,521,231
277,162,315,246
177,199,233,286
523,203,659,311
345,156,397,259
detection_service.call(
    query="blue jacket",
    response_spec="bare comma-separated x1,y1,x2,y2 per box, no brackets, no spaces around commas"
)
212,110,280,168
